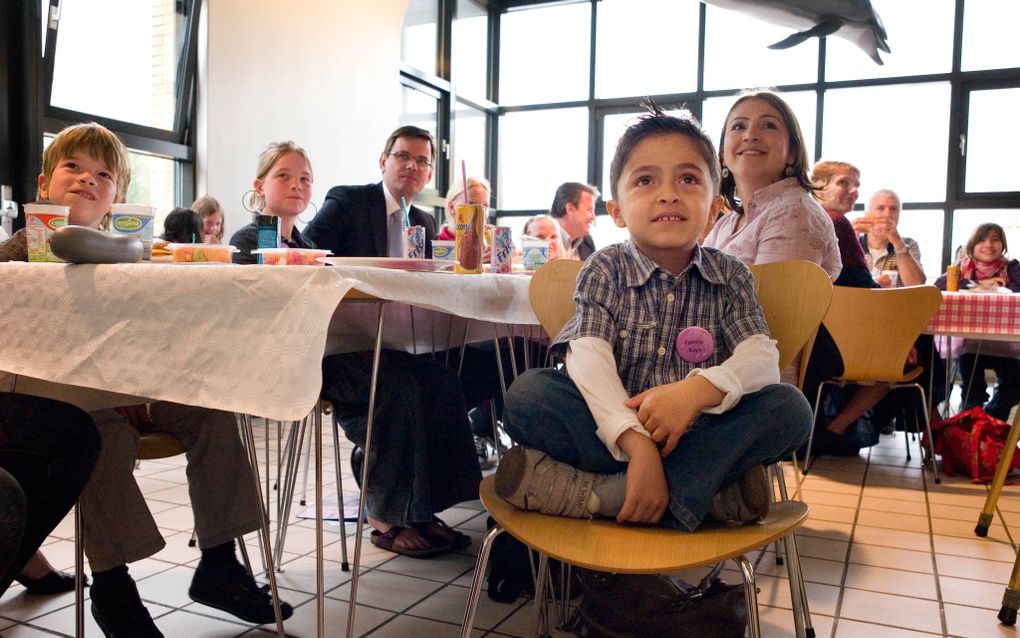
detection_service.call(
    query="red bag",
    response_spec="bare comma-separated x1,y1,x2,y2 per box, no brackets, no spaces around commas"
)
924,407,1020,484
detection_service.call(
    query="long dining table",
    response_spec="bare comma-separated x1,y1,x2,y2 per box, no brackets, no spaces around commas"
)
0,259,540,637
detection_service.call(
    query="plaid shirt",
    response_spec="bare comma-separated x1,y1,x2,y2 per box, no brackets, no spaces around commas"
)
552,242,769,397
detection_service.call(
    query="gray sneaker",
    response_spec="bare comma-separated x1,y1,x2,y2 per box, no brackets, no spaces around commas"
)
707,464,772,524
494,445,598,518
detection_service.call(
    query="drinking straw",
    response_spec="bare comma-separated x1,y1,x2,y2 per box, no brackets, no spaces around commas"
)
192,233,196,243
400,196,410,228
461,160,470,205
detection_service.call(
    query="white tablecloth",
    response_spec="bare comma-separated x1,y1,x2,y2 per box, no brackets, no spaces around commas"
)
0,263,541,419
0,262,355,420
324,266,539,355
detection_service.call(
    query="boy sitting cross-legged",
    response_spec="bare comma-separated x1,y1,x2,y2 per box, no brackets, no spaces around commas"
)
496,106,812,529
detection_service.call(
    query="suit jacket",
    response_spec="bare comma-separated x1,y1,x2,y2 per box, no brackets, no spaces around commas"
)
557,224,596,261
304,182,436,258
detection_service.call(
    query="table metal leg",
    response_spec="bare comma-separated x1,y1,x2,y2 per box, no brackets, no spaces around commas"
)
976,409,1020,536
312,406,325,637
346,302,386,638
239,414,287,638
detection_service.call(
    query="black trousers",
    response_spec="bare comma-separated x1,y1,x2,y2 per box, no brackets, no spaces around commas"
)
0,393,100,595
321,352,481,526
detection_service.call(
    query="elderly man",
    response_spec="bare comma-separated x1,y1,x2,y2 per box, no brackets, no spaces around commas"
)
305,126,481,559
854,189,925,287
549,182,599,260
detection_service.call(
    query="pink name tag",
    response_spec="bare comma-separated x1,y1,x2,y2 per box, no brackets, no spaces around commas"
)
675,326,713,363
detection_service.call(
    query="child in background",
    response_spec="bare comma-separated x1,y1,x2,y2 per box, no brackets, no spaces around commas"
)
496,106,811,529
522,214,565,261
935,223,1020,421
0,123,292,637
159,207,203,243
230,141,315,264
192,195,225,243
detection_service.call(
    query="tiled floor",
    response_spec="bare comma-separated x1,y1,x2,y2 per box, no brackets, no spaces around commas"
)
2,418,1019,637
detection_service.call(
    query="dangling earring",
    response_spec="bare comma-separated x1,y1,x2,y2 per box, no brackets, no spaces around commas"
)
721,167,730,179
784,164,795,177
242,189,262,214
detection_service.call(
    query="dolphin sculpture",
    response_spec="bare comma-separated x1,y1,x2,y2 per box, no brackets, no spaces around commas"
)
702,0,890,64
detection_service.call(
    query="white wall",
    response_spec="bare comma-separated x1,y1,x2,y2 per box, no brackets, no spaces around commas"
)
197,0,409,237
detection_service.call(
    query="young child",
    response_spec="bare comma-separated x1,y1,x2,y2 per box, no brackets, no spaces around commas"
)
935,223,1020,421
159,206,203,243
495,108,812,529
522,214,565,261
230,141,315,264
0,123,292,637
192,195,226,243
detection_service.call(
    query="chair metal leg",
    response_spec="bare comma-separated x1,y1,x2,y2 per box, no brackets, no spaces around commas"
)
274,415,307,568
803,381,830,475
330,410,351,571
346,302,386,638
237,535,254,575
299,419,312,506
773,466,814,637
532,552,551,638
460,525,506,638
239,414,287,638
913,384,941,484
75,502,84,638
734,555,762,638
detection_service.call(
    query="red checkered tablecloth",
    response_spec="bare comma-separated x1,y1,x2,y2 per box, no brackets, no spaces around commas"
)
925,292,1020,340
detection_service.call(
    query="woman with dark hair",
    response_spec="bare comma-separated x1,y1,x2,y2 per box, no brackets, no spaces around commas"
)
703,89,841,281
160,208,203,244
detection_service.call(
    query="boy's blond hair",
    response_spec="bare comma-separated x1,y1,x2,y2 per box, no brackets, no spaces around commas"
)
40,122,132,201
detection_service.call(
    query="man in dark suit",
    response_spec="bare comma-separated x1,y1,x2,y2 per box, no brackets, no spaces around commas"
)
307,126,481,559
549,182,599,261
305,126,437,258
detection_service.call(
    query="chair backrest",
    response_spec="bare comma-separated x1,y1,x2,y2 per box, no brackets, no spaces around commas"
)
528,259,583,340
822,285,943,383
749,260,833,376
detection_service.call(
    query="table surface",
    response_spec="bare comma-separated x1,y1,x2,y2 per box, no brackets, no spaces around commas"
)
924,291,1020,342
0,262,539,420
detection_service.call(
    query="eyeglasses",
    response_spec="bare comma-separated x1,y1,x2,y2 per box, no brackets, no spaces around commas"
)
389,151,433,169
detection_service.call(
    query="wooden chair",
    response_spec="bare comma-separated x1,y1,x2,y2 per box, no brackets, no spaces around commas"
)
749,260,834,385
800,286,944,482
460,259,813,638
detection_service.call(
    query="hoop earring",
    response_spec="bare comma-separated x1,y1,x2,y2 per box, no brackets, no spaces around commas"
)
721,167,730,179
241,189,262,214
298,200,319,225
784,164,795,177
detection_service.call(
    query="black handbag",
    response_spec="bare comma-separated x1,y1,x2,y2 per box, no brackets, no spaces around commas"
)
565,567,748,638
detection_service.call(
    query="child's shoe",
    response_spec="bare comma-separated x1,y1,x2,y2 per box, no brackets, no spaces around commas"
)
495,445,600,518
707,464,771,524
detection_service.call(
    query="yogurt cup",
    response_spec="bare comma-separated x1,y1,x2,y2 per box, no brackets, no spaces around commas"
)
111,204,156,261
432,240,455,261
24,203,69,262
521,239,549,271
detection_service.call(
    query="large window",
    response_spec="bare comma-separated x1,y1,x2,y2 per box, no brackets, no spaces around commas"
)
37,0,200,231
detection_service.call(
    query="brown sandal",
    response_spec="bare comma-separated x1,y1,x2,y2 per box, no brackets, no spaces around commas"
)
370,526,455,559
414,517,471,550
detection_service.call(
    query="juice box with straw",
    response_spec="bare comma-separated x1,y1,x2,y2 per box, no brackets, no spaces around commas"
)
490,226,512,274
25,203,69,262
455,204,484,274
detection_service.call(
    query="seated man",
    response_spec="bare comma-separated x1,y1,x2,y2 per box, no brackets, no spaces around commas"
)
306,126,480,558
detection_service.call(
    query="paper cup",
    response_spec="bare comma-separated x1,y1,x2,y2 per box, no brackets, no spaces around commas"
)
881,270,899,288
521,239,549,270
111,204,156,260
25,203,69,262
405,225,425,259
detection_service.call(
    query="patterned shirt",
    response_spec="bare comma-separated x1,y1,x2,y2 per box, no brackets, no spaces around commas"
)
860,235,922,287
552,242,769,397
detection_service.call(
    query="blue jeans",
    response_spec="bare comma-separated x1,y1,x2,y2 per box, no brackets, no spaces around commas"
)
502,369,812,530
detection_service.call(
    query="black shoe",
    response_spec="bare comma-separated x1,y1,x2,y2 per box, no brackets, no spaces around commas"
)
15,569,85,595
188,559,293,624
474,434,497,470
91,576,163,638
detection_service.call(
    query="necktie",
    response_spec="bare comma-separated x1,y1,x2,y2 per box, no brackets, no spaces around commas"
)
388,211,404,257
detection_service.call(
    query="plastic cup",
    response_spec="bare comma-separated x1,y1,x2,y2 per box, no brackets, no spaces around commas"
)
110,204,156,260
24,203,69,262
521,239,549,270
405,225,425,259
431,240,455,261
882,270,899,288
